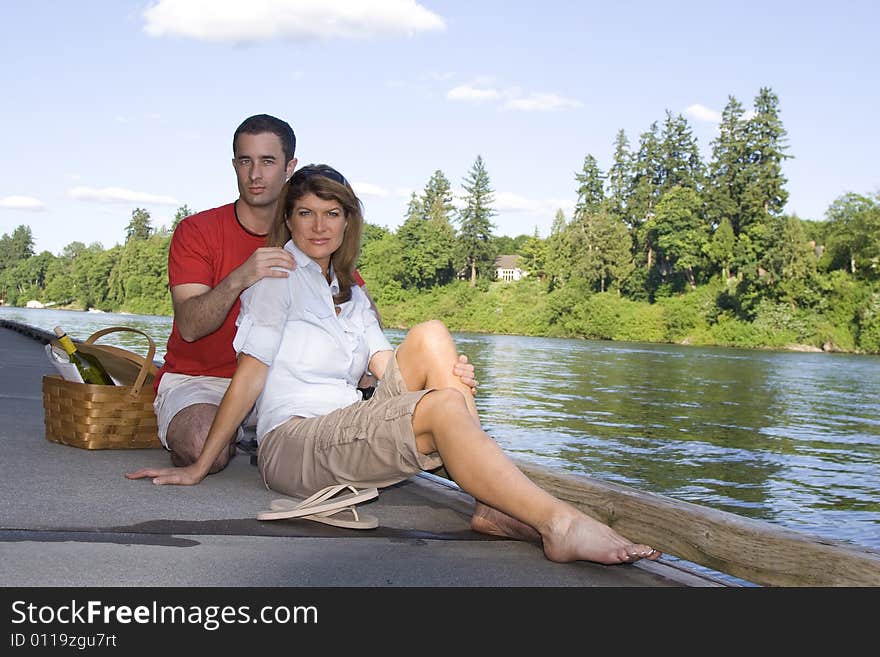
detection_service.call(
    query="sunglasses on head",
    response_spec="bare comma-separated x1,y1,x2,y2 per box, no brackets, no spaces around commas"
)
293,164,349,187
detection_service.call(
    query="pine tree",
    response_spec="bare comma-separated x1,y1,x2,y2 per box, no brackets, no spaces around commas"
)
606,129,632,221
421,170,456,225
456,155,496,286
706,95,749,236
744,87,791,220
172,205,193,230
519,227,547,281
397,175,457,289
574,154,605,218
658,111,704,195
125,208,153,242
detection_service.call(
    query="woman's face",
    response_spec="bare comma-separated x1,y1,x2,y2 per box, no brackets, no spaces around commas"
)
286,192,347,275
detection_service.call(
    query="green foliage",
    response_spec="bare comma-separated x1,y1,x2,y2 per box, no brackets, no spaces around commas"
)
574,154,605,217
650,186,709,288
0,225,35,270
171,205,193,231
822,192,880,280
457,155,496,285
125,208,153,242
856,290,880,353
2,98,878,359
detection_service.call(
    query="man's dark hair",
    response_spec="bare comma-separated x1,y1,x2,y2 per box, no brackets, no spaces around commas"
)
233,114,296,164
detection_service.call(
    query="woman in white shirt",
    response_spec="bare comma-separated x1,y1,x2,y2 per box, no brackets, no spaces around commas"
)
129,164,660,565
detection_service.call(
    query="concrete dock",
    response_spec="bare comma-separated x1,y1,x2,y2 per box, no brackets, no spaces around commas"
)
0,321,718,587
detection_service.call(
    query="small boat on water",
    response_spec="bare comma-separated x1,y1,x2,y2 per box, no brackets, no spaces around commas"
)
1,318,878,587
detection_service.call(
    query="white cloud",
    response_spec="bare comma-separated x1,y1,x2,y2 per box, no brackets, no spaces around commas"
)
447,83,581,112
143,0,446,43
503,93,583,112
353,181,391,198
0,195,46,210
685,103,722,123
68,186,180,205
495,191,574,216
354,182,413,199
447,84,502,102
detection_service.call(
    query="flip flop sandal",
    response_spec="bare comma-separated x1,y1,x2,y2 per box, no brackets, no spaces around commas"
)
268,498,378,530
256,484,378,524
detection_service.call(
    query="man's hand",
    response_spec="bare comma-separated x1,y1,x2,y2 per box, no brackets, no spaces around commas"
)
235,246,297,289
125,465,205,486
454,354,478,396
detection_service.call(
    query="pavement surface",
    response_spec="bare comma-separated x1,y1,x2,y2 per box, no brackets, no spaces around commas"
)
0,320,718,587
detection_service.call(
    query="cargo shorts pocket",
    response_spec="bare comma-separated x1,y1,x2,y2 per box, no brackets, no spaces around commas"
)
316,423,367,452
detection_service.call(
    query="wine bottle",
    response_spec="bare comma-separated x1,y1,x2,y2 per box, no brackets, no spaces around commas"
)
53,326,115,385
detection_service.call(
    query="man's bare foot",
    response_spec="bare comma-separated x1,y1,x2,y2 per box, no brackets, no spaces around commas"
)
471,502,541,543
541,510,662,565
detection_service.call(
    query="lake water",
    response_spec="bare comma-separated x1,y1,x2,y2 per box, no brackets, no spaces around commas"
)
3,305,878,552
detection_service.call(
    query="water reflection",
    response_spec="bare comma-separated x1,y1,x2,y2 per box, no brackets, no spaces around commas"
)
3,306,878,550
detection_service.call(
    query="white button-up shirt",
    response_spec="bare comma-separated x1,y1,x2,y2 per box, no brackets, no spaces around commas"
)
233,240,392,442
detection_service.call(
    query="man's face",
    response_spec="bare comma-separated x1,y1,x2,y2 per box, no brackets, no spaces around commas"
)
232,132,296,209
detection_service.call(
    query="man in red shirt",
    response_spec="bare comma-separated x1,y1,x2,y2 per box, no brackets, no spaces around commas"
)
155,114,476,473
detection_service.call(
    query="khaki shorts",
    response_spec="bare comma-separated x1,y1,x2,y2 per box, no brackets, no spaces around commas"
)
258,349,443,498
153,373,256,448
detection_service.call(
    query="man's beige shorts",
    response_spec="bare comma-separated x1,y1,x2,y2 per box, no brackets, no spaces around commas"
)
258,349,443,498
153,373,255,448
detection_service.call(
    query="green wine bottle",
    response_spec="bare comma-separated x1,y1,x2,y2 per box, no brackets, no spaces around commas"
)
53,326,115,385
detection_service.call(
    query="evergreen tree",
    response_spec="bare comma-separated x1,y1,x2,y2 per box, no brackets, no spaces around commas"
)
0,225,35,270
649,186,710,289
456,155,496,286
823,192,880,279
397,176,457,289
706,95,749,237
658,111,704,195
734,88,792,279
172,204,193,231
125,208,153,242
705,217,736,280
628,122,663,278
574,154,605,218
744,87,791,220
519,227,547,281
421,170,456,224
628,122,662,228
544,208,570,288
576,211,634,293
606,129,632,220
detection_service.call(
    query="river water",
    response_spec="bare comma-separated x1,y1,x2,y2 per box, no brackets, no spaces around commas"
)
3,305,878,552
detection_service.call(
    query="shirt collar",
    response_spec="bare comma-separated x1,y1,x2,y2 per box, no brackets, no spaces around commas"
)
284,240,339,294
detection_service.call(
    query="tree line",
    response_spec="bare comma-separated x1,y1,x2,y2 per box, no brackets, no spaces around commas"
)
2,86,878,352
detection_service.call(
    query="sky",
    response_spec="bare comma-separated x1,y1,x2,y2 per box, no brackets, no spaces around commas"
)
1,0,878,256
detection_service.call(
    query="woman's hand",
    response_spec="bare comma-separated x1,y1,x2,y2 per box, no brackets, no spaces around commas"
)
454,354,478,396
125,464,206,486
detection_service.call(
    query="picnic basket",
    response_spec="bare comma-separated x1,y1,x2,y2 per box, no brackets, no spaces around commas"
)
42,326,162,449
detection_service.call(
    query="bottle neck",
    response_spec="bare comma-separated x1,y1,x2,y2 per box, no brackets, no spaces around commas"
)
57,334,77,355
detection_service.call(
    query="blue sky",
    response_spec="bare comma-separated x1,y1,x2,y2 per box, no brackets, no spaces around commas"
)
1,1,878,256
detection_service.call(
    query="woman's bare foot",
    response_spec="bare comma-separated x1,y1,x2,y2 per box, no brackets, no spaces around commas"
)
541,510,662,565
471,502,541,543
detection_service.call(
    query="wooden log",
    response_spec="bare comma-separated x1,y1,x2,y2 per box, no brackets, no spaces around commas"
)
513,457,880,587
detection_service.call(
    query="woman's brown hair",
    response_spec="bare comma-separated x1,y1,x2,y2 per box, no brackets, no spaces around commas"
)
268,164,364,305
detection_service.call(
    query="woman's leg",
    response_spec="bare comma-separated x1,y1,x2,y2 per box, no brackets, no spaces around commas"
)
395,322,660,565
395,320,480,420
413,389,659,564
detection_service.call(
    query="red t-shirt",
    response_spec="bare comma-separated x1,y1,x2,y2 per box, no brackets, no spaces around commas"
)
156,202,365,390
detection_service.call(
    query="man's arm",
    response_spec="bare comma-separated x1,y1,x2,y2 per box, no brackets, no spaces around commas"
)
173,246,296,342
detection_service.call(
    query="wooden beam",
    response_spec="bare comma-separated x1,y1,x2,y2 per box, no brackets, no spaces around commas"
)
513,458,880,587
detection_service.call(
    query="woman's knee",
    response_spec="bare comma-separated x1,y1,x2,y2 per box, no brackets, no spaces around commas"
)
406,320,453,352
420,387,469,417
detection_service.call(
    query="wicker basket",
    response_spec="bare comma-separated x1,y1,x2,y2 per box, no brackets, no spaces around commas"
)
42,326,162,449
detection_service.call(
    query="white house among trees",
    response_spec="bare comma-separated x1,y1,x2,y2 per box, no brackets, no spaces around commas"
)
494,255,526,281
